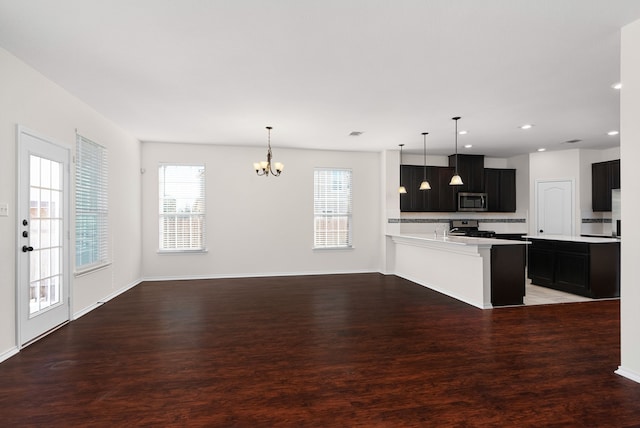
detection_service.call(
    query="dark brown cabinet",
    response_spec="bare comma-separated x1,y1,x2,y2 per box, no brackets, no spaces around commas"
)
448,154,485,193
400,163,516,213
430,166,457,212
484,168,516,212
400,165,421,212
592,159,620,212
491,244,527,306
527,238,620,298
400,165,456,212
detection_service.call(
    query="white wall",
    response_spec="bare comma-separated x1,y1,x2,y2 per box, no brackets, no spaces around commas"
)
0,47,142,359
617,18,640,383
141,142,381,279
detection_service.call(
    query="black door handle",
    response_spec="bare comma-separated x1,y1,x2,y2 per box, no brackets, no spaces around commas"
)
539,230,543,233
22,245,34,252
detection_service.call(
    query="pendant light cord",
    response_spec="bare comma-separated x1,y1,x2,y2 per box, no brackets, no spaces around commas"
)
422,132,428,181
453,117,460,173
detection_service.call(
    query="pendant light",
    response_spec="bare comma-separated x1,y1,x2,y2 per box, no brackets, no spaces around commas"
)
449,117,464,186
398,144,407,194
419,132,431,190
253,126,284,177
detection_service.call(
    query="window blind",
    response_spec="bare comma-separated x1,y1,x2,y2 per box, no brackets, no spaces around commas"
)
75,134,109,271
314,168,352,248
159,164,206,251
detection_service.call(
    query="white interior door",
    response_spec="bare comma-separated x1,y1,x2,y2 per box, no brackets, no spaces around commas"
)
17,126,71,347
535,179,574,236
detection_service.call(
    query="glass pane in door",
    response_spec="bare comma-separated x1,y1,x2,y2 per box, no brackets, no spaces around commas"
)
29,154,64,317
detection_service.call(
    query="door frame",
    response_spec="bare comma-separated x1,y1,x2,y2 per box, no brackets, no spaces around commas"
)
15,125,72,348
534,178,575,236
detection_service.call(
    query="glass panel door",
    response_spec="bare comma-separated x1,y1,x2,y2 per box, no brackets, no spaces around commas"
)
17,127,70,346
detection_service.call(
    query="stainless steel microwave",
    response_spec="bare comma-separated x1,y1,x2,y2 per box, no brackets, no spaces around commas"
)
458,192,488,212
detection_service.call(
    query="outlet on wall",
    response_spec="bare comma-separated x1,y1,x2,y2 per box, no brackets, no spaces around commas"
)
0,203,8,217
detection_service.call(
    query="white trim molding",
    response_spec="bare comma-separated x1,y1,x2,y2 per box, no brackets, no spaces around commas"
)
615,366,640,384
0,346,19,364
73,278,143,320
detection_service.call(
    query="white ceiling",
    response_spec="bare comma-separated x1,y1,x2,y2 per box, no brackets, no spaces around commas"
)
2,0,640,157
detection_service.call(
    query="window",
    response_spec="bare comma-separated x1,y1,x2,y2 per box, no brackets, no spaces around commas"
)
159,164,205,251
314,168,352,248
75,134,109,272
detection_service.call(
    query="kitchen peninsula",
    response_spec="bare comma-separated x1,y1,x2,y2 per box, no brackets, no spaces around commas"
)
387,234,529,309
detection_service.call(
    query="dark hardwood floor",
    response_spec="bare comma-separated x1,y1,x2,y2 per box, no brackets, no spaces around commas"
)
1,273,639,427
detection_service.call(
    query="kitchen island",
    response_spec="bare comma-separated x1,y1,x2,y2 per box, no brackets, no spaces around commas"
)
525,235,620,298
386,234,529,309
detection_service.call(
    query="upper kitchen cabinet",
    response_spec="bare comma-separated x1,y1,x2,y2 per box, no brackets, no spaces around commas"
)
400,158,516,213
484,168,516,212
592,159,620,212
430,166,457,212
400,165,421,212
448,154,485,192
400,165,456,212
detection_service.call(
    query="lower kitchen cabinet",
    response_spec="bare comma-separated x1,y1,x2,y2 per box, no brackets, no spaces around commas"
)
528,243,554,283
527,238,620,298
491,244,526,306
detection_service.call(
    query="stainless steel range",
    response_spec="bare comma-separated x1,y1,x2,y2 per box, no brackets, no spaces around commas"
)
449,219,496,238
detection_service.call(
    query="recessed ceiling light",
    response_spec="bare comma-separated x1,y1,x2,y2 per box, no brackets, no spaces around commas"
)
458,130,468,135
464,144,473,149
607,130,619,136
612,82,622,90
349,131,364,136
537,148,546,152
520,124,533,130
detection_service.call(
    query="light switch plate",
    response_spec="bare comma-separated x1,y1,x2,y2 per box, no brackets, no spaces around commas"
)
0,203,8,217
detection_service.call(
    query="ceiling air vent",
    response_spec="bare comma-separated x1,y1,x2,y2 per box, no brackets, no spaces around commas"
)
565,139,582,144
349,131,364,136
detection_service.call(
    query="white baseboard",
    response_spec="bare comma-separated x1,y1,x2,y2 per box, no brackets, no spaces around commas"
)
73,277,143,320
73,302,104,320
142,270,377,282
0,346,19,364
615,366,640,384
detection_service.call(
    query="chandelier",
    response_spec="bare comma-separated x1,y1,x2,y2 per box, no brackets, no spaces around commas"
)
253,126,284,176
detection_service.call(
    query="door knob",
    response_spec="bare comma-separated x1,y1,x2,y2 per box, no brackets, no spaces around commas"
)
539,230,544,233
22,245,34,252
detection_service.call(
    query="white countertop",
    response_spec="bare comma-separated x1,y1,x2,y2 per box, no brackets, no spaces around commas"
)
388,233,529,246
523,234,620,244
